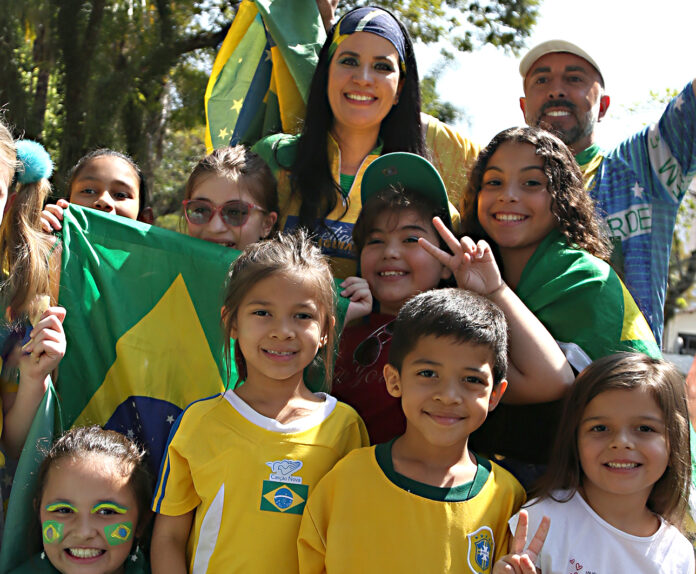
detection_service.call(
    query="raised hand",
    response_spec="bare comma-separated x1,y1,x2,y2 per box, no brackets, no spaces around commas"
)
493,510,550,574
417,216,504,296
41,198,70,232
20,306,67,379
341,276,373,324
4,305,68,458
316,0,339,32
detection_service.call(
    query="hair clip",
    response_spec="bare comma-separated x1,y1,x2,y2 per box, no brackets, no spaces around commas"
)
15,140,53,184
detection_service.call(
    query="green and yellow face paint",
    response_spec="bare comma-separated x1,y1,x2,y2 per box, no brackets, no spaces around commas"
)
104,522,133,546
42,521,64,544
91,502,128,515
45,501,78,513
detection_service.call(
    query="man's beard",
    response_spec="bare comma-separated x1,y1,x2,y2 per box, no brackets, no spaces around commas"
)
531,99,596,149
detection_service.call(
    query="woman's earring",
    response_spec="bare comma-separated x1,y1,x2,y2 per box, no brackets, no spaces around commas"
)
129,542,140,563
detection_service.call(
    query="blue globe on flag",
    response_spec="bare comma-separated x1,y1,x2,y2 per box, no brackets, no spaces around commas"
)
274,487,295,510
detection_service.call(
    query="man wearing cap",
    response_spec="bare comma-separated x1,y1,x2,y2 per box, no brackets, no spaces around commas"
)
519,40,696,345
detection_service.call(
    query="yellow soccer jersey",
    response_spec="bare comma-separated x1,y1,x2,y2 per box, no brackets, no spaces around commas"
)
424,113,480,211
298,441,525,574
153,390,368,574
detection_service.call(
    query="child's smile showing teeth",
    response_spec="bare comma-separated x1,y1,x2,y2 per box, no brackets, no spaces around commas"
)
604,461,640,470
66,547,105,560
263,348,297,360
493,213,527,222
477,142,557,262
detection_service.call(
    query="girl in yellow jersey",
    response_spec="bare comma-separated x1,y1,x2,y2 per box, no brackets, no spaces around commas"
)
151,230,368,573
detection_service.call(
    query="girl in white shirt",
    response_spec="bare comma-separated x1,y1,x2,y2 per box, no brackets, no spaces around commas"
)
496,352,695,574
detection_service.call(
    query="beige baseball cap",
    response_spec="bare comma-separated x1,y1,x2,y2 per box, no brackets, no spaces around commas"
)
519,39,604,86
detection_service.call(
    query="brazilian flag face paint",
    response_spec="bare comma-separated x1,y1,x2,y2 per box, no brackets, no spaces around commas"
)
104,522,133,546
42,521,64,544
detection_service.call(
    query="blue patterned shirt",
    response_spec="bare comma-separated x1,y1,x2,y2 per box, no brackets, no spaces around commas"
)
577,82,696,346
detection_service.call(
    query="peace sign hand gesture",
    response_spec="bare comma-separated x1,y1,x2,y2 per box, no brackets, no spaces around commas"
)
493,510,550,574
417,216,504,297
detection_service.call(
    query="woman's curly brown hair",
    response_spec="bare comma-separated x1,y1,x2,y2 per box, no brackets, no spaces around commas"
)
461,126,612,260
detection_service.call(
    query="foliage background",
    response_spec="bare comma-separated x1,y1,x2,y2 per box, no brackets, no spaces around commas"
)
0,0,539,220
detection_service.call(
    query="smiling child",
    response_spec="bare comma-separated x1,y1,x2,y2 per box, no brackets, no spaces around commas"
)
8,426,151,574
299,288,525,573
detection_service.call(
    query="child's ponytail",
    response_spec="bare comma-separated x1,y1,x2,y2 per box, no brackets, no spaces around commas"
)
0,140,55,318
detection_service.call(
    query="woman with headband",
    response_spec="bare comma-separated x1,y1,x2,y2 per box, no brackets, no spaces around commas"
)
253,6,477,279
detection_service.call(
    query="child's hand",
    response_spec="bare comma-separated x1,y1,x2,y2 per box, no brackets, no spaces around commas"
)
341,276,373,325
40,198,70,232
19,306,67,382
418,216,504,296
493,510,550,574
5,306,67,458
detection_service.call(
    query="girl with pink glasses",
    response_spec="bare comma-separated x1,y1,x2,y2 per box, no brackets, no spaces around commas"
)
182,145,279,250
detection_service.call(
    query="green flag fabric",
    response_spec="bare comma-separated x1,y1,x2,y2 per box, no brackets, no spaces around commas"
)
204,0,325,152
515,229,661,367
0,381,60,572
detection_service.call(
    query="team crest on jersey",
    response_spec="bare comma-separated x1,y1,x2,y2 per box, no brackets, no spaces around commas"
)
266,459,303,484
466,526,494,574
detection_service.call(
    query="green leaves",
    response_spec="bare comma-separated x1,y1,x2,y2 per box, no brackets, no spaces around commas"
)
340,0,540,55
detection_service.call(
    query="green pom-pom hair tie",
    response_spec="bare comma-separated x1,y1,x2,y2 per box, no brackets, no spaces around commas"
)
15,140,53,184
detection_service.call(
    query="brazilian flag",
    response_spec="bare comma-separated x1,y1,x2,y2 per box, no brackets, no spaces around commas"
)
57,205,240,468
516,228,661,367
204,0,325,152
0,206,348,567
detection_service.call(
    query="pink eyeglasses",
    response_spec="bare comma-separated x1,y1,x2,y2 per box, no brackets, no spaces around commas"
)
182,199,267,227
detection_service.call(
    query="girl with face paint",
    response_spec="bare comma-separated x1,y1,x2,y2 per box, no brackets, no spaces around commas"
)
7,426,152,574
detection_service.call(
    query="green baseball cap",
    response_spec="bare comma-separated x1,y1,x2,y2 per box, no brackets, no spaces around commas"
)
360,152,453,229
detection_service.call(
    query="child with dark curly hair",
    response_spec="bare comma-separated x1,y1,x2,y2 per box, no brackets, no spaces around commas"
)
449,127,661,470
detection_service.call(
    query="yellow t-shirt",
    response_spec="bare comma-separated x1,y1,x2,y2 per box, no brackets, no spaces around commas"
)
299,442,525,574
424,113,481,211
153,390,368,573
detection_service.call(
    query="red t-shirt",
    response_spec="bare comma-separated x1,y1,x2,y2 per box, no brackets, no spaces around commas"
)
332,314,405,444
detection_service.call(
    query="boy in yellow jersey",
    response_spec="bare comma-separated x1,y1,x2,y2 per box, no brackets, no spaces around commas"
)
298,288,526,574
